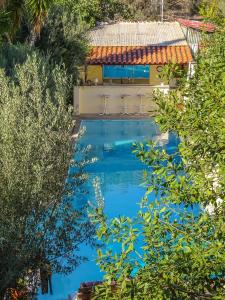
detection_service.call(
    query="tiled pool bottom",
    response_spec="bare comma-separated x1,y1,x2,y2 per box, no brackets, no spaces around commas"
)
39,119,179,300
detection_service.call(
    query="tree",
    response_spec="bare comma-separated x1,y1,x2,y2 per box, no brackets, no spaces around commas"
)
200,0,225,25
0,43,33,75
37,3,89,85
52,0,131,27
91,16,225,300
0,50,95,298
0,0,54,43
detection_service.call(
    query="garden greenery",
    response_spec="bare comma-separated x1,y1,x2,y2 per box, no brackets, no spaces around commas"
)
0,53,94,297
0,0,224,298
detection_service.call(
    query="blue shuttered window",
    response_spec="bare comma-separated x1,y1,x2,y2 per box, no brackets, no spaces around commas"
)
103,65,150,79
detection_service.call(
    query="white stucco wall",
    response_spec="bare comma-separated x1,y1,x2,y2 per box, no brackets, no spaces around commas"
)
74,85,169,115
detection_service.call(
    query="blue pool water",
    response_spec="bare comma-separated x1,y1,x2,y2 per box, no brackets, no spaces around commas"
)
39,119,180,300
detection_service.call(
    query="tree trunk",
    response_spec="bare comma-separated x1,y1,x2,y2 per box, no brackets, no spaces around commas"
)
0,0,6,8
29,30,38,47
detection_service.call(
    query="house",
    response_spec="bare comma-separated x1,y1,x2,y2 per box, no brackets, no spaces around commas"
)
177,18,215,55
74,21,194,115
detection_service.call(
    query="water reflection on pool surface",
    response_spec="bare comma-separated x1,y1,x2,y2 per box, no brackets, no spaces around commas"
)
39,119,179,300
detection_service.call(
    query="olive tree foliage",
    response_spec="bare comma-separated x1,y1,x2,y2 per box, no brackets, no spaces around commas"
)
90,27,225,300
0,53,94,297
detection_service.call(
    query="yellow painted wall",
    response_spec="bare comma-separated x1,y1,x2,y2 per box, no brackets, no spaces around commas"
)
149,65,165,85
83,64,167,85
86,65,103,84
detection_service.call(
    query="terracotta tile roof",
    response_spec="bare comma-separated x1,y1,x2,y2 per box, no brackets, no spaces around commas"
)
177,18,215,33
87,45,193,65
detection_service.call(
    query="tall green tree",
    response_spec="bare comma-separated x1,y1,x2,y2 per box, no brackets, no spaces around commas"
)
0,51,94,298
37,3,89,84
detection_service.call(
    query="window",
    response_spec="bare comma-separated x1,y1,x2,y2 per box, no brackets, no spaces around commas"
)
103,65,150,79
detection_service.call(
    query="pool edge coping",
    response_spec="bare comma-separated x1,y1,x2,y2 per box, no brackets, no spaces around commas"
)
72,112,157,139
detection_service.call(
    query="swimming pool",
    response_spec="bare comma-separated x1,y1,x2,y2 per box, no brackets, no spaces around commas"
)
39,119,180,300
